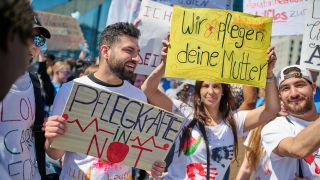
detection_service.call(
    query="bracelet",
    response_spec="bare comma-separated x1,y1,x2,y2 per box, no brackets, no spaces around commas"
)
266,74,275,82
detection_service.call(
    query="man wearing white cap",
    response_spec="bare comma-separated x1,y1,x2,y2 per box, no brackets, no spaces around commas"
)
261,65,320,179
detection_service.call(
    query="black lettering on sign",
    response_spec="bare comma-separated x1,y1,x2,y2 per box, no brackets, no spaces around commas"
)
177,43,219,66
218,13,265,49
304,45,320,66
221,50,267,81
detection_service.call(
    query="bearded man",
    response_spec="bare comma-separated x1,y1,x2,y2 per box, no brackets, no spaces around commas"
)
44,22,165,179
261,65,320,179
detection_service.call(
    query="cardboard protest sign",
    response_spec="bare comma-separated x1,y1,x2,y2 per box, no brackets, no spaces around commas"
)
244,0,307,36
300,0,320,71
165,6,272,88
51,82,185,170
36,11,85,50
135,0,173,75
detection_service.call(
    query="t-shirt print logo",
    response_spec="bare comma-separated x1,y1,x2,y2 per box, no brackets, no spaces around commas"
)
186,163,218,180
182,131,203,156
211,145,234,167
304,150,320,174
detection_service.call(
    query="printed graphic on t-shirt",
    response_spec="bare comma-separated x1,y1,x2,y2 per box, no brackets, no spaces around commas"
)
1,94,39,180
304,149,320,175
182,131,203,156
66,159,132,180
211,145,234,168
186,163,218,180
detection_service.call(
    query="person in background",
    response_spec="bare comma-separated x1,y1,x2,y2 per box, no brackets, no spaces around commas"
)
310,70,320,112
51,61,71,95
0,14,53,180
44,53,56,78
236,100,289,180
133,74,147,89
0,0,34,101
83,64,99,76
165,80,182,99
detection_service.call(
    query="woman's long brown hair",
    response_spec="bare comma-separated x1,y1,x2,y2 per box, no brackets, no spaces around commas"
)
178,81,238,179
246,126,263,171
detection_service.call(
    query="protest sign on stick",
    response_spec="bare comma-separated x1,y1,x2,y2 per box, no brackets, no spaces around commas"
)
165,6,272,88
51,82,185,170
300,0,320,71
135,0,172,75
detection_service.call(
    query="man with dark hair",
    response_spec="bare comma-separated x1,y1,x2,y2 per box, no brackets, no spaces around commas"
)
0,0,34,100
44,22,165,179
261,65,320,179
0,13,53,179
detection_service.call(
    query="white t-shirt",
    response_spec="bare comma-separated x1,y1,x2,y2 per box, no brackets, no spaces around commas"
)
0,73,41,180
165,100,248,180
261,115,320,179
243,131,272,180
51,75,147,180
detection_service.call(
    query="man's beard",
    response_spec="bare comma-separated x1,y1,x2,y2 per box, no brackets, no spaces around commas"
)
284,96,313,115
108,57,135,81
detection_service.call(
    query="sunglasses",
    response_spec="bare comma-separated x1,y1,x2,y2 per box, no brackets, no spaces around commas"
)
33,35,46,47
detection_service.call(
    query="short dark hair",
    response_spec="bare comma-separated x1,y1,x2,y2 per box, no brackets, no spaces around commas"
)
283,67,301,75
99,22,140,48
0,0,34,51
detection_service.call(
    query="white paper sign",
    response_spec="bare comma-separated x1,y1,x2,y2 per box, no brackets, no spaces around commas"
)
244,0,307,36
106,0,233,26
135,0,172,75
106,0,141,26
152,0,233,9
300,0,320,71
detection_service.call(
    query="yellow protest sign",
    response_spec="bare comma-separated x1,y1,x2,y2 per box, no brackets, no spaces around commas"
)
51,82,185,171
165,6,272,87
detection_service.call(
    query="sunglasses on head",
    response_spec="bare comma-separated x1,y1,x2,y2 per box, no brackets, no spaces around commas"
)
33,35,46,47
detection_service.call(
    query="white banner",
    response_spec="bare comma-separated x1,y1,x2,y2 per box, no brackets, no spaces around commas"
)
152,0,233,9
106,0,233,26
106,0,141,26
300,0,320,71
135,0,172,75
243,0,307,36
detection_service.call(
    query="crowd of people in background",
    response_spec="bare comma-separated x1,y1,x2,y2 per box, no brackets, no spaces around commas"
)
1,0,320,180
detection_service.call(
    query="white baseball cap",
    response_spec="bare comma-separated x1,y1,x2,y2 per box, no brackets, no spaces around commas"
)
277,65,313,88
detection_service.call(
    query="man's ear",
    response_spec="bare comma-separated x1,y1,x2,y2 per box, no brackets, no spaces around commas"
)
100,45,110,61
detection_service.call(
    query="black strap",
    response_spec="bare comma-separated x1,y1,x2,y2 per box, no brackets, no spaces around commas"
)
198,122,210,180
30,73,46,179
298,159,304,178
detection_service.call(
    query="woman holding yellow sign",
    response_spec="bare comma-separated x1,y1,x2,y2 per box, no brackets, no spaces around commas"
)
141,39,279,179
